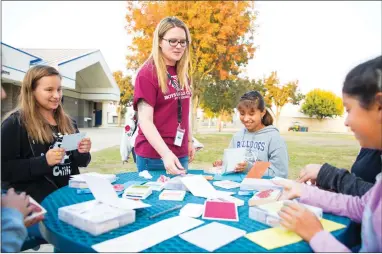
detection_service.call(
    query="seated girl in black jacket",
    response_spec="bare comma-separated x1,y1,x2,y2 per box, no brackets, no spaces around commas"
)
1,65,92,203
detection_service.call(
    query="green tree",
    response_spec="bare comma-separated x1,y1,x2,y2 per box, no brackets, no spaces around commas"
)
301,89,344,119
113,71,134,126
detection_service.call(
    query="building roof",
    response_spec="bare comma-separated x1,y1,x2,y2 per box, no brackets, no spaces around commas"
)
20,48,99,66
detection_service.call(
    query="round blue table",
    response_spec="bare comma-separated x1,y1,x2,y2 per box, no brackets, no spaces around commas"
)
40,170,352,252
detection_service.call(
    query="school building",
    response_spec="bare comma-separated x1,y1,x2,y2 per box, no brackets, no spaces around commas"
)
1,42,120,128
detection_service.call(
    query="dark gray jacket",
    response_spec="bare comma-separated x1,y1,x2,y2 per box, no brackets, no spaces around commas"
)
316,149,381,197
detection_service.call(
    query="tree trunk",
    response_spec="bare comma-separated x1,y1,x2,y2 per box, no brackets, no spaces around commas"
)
275,106,281,128
191,94,199,134
208,117,211,128
217,115,222,132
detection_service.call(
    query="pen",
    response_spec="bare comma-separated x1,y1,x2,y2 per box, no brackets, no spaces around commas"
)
149,205,183,219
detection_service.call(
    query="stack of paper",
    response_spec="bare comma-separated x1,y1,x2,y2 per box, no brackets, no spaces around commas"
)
159,190,186,201
213,180,241,189
143,182,165,191
179,222,246,252
248,189,282,206
59,174,150,236
164,176,189,191
58,200,136,236
240,178,282,192
249,200,323,227
123,185,152,200
69,172,117,189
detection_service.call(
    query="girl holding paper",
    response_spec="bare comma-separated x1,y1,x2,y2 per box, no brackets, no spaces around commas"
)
213,91,289,178
133,17,194,175
275,56,382,252
1,65,92,203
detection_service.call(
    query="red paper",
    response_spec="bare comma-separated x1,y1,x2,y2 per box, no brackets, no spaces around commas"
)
202,200,238,222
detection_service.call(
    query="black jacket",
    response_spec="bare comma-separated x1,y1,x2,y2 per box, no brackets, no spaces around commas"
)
316,148,381,197
1,112,91,203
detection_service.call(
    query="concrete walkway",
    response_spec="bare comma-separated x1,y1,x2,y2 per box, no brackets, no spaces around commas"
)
79,126,124,152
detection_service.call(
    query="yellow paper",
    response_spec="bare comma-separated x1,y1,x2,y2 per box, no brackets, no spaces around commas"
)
245,219,346,250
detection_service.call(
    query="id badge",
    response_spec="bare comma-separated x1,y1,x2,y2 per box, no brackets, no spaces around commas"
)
174,125,185,147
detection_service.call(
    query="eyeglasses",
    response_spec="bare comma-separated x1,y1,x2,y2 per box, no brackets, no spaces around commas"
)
162,38,188,48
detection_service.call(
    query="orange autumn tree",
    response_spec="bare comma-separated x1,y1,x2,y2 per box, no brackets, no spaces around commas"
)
263,71,304,127
113,71,134,126
125,1,257,132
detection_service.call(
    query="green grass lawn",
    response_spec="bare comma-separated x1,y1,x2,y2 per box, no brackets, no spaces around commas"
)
83,132,360,180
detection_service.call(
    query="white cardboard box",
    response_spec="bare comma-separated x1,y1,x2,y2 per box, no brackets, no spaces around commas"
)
58,200,135,236
249,200,323,227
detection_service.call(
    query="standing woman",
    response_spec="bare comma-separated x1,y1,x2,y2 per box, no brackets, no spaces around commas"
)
1,65,92,203
133,16,195,174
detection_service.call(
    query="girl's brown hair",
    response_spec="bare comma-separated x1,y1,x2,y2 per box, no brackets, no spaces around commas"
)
3,65,75,143
237,91,273,126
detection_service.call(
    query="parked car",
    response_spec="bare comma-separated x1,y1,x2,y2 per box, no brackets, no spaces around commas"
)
288,121,309,132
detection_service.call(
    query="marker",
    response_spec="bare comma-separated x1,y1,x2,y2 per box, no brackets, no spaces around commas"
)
149,205,183,220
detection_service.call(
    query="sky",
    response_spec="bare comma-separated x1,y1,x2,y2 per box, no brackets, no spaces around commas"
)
2,1,381,96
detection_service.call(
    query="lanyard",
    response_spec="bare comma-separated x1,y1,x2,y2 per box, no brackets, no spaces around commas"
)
167,72,182,124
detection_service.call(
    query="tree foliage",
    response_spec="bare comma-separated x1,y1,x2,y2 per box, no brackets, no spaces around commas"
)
262,71,304,125
113,71,134,126
301,89,344,119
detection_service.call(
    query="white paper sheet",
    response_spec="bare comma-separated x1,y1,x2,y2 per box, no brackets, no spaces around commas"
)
179,222,246,252
83,175,119,203
222,148,247,174
180,175,217,198
55,132,86,151
179,203,204,218
82,175,151,210
92,216,204,252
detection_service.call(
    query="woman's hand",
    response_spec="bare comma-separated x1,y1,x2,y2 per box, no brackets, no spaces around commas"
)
278,202,323,242
272,179,303,200
188,141,195,163
46,148,66,166
235,161,248,173
77,137,92,153
213,160,223,167
162,150,186,175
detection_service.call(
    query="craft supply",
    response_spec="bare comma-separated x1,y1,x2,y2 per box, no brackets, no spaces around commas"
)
202,200,238,222
139,170,153,179
245,219,346,250
249,200,323,227
213,180,241,189
143,181,165,191
203,175,214,181
149,205,183,219
123,185,152,200
159,190,186,201
248,189,282,206
246,161,271,179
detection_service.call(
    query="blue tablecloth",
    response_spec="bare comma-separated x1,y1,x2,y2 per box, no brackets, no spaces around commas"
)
40,170,352,252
